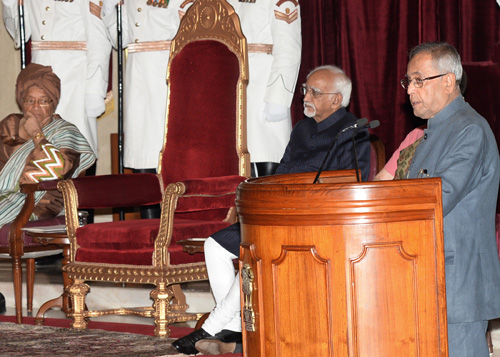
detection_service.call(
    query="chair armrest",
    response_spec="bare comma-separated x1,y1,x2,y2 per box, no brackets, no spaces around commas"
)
175,175,247,213
68,173,163,209
181,175,247,195
9,180,62,257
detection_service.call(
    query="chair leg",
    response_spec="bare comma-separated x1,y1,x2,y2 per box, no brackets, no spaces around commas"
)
195,312,210,330
26,258,35,316
68,279,89,330
151,282,174,337
11,257,23,323
171,284,189,312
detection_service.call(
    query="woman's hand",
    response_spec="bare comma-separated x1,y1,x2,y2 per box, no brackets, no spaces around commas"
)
22,113,45,140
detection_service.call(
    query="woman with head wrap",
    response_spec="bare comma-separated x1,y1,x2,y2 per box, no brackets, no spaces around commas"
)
0,63,96,226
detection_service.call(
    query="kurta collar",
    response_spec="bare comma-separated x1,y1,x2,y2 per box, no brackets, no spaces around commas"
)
427,95,465,130
317,107,347,132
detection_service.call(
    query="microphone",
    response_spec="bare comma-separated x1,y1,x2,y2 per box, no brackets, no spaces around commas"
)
351,120,380,182
313,118,369,184
364,120,380,130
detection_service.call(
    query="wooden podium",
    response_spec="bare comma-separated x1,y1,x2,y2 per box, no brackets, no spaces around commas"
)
237,171,448,357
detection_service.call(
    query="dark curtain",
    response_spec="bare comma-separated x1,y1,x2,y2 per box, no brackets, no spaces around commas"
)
293,0,500,159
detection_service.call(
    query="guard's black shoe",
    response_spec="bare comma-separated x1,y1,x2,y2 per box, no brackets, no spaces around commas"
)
0,293,6,314
172,328,211,355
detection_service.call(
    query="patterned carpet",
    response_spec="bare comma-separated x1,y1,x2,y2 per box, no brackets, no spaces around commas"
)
0,322,185,356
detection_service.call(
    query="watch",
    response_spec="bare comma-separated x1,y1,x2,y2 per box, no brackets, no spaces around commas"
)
34,132,44,140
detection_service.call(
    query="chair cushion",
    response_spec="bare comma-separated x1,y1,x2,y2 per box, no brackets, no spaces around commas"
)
74,218,231,265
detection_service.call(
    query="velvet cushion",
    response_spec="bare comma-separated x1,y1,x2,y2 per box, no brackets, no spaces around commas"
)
162,40,240,186
74,218,231,265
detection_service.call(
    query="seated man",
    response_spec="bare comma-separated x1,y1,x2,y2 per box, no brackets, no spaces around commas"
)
173,64,371,355
0,63,96,229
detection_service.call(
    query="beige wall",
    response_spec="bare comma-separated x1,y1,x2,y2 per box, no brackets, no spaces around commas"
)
0,9,117,175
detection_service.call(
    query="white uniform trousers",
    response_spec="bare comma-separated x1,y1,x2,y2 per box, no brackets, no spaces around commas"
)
201,237,242,335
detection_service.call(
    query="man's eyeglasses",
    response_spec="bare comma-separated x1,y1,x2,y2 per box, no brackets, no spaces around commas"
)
300,84,338,98
23,98,53,107
400,73,448,89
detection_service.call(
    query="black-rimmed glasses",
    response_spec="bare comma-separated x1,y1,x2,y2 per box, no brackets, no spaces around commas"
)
400,73,448,89
300,84,339,98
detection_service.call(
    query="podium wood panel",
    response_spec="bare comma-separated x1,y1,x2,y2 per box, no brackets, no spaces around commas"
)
237,171,448,357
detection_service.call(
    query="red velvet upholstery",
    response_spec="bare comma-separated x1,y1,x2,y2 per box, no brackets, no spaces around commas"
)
66,40,246,266
72,175,247,265
161,41,240,186
72,173,162,209
58,0,249,336
66,40,244,266
74,218,231,265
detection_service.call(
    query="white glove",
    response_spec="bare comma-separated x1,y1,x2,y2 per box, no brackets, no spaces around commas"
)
102,0,121,17
85,94,106,118
263,103,289,122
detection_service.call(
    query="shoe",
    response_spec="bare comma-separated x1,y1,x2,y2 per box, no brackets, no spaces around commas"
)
211,329,242,343
172,328,211,355
194,330,242,355
0,293,5,314
195,340,237,355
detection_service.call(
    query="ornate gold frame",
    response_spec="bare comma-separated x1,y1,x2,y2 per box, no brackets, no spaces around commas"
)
57,0,249,337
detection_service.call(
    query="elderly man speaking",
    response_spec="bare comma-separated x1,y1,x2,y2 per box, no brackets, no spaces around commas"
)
400,42,500,356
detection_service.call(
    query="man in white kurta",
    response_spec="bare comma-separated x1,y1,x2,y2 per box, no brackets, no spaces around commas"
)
2,0,112,156
228,0,302,177
102,0,193,172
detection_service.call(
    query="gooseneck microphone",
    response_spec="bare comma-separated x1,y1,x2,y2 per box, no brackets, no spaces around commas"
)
351,120,380,182
313,118,368,184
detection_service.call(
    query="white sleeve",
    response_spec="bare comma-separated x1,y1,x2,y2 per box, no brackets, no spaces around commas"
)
102,0,129,47
2,0,32,47
264,0,302,108
84,0,112,101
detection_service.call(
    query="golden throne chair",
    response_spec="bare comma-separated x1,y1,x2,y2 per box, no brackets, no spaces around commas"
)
57,0,249,337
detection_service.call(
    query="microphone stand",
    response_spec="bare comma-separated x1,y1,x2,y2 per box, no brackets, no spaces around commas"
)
313,118,367,184
351,134,361,182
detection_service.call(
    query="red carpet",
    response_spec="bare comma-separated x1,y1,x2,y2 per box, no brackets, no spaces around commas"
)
0,315,241,356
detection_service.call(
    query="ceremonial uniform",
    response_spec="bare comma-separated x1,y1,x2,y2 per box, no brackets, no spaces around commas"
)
227,0,302,168
2,0,112,156
102,0,193,169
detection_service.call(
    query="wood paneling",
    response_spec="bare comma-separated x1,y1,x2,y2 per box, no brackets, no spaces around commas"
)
237,171,448,356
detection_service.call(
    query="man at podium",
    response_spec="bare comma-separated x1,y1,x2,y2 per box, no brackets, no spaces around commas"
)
400,42,500,356
172,65,371,355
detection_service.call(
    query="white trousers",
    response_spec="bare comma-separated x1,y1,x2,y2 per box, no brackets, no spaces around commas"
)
201,237,242,335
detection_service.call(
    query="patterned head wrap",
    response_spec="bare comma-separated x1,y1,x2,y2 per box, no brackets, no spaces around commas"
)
15,63,61,109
